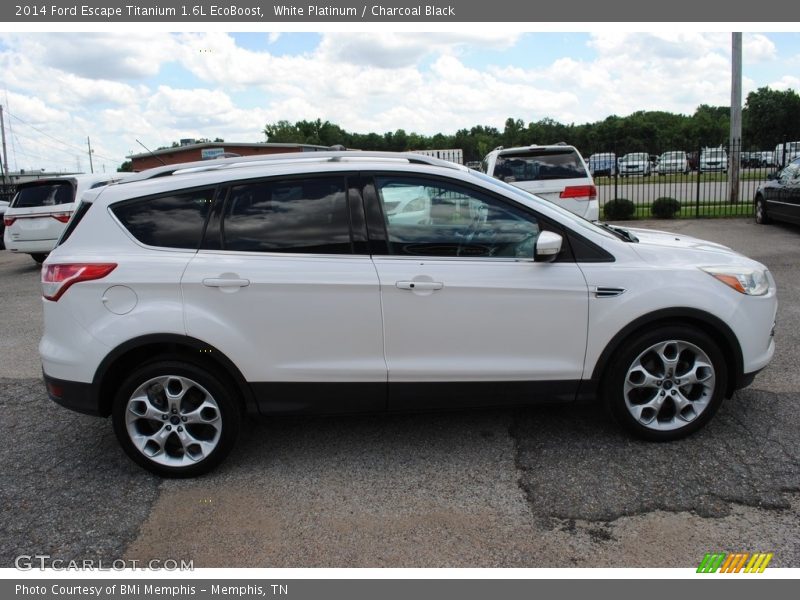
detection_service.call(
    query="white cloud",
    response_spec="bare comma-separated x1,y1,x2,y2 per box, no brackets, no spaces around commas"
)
0,31,797,173
0,33,177,80
317,32,520,69
769,75,800,91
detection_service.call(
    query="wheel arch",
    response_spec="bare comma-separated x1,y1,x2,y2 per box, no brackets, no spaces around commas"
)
590,308,744,399
92,334,258,417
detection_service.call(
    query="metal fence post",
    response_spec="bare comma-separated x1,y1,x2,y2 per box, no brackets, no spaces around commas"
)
695,145,701,218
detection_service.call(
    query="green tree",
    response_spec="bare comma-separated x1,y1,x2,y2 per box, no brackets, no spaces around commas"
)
743,87,800,148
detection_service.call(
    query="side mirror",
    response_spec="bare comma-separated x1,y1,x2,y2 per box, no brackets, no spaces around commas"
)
534,231,563,262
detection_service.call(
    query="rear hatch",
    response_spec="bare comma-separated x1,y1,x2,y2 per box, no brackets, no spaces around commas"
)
491,147,595,216
5,179,77,242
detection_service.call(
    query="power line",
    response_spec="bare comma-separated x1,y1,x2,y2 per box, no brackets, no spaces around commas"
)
5,109,124,163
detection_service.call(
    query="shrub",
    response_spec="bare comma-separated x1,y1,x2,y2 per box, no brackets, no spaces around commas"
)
604,198,635,220
651,197,681,219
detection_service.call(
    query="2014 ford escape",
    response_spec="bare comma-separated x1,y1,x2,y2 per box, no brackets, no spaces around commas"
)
40,152,777,476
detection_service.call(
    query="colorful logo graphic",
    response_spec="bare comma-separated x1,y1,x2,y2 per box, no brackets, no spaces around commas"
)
697,552,773,573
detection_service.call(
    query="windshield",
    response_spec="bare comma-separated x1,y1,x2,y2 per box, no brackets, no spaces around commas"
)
624,153,648,161
470,170,618,241
702,149,726,158
663,152,685,160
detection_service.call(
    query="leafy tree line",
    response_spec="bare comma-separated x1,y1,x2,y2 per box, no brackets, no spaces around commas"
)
118,87,800,170
263,87,800,163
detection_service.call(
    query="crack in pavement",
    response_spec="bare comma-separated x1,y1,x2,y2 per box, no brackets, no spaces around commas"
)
509,388,800,523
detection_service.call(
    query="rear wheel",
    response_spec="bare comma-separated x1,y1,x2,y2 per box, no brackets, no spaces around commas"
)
112,360,240,477
31,253,47,264
604,326,727,441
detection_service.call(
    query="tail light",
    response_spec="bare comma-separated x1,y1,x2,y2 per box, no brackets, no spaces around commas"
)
560,185,597,200
41,263,117,302
51,212,72,223
3,216,15,226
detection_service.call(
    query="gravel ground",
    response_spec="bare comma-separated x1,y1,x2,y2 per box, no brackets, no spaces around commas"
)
1,218,798,568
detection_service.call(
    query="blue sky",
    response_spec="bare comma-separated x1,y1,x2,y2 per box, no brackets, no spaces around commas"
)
0,31,798,173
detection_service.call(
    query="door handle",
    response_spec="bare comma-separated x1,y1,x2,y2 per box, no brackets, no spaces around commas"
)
396,281,443,291
202,277,250,288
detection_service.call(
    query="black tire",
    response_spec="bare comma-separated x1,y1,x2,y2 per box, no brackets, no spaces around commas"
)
31,253,47,264
112,360,240,477
755,196,770,224
603,325,727,442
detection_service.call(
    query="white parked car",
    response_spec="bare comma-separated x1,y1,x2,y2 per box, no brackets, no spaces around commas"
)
619,153,652,177
657,151,690,175
699,148,728,173
40,151,777,476
481,144,598,221
773,141,800,167
3,174,130,263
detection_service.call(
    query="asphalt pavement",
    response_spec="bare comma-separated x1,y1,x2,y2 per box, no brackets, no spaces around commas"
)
1,218,798,568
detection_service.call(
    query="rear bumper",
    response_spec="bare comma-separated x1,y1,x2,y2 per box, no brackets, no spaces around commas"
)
5,237,57,254
43,372,103,417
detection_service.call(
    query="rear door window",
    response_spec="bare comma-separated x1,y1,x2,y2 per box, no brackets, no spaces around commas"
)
493,149,586,182
11,181,74,208
219,176,352,254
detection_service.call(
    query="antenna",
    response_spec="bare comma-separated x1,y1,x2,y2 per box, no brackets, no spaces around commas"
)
136,139,167,166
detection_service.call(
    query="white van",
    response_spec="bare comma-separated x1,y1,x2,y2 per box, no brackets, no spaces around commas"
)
3,174,129,263
481,144,598,220
774,142,800,167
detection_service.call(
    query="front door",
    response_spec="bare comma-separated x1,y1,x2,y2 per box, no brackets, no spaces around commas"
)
366,174,590,409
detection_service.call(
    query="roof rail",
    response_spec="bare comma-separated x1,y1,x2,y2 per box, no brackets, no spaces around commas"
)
123,151,465,183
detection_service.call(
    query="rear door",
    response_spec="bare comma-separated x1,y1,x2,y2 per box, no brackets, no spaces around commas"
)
181,173,386,414
365,173,589,410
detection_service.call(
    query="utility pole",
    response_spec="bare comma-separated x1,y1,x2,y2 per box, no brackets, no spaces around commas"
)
87,136,94,173
0,105,9,186
729,32,742,204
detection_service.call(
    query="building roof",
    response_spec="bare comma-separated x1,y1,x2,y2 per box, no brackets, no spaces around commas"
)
127,141,331,160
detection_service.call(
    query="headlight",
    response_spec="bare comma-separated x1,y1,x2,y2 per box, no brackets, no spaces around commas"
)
701,266,770,296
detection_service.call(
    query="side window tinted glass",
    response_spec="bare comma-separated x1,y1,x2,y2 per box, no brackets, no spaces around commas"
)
112,188,214,249
375,176,539,258
222,177,351,254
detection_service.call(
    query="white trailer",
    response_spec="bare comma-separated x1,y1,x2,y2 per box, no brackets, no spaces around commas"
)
411,149,464,165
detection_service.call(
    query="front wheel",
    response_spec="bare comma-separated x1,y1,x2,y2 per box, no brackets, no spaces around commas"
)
755,196,770,224
604,326,727,441
112,360,240,477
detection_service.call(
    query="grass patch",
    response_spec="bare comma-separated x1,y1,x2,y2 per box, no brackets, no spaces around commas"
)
629,201,753,219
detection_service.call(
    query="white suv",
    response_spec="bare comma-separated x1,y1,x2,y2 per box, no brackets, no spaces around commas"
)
4,174,130,263
481,144,598,221
40,152,777,477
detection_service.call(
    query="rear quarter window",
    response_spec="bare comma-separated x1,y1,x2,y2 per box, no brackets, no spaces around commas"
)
111,188,215,249
11,181,74,208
